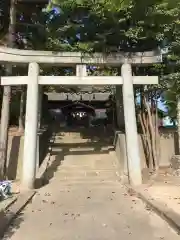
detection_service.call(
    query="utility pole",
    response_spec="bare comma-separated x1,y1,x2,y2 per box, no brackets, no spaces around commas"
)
0,0,16,179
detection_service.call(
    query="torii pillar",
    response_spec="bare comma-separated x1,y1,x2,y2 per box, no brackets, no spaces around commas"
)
22,62,39,190
121,63,142,185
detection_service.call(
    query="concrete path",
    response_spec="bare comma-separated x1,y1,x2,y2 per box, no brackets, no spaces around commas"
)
3,129,180,240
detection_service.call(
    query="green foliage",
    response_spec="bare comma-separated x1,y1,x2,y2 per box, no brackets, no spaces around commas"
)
1,0,180,120
0,0,10,39
44,0,180,54
161,73,180,120
45,0,180,120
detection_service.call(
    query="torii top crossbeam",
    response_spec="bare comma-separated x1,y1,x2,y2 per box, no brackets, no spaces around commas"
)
0,47,162,66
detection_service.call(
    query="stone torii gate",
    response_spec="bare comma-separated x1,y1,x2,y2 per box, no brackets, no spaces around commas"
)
0,47,162,189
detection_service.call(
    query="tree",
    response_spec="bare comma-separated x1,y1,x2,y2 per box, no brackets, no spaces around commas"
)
0,0,16,179
0,0,11,43
44,0,180,53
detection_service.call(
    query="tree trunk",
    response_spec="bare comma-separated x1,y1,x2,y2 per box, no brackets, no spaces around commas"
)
138,113,152,169
177,96,180,155
144,96,157,170
155,98,160,169
0,0,16,179
140,88,153,170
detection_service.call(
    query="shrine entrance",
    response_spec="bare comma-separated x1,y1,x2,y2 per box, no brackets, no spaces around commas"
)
47,91,116,130
61,102,95,127
0,47,161,189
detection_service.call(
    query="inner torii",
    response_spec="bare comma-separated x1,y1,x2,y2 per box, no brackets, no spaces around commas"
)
0,47,162,189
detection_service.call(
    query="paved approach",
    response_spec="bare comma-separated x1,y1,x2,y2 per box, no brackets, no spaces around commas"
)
3,130,180,240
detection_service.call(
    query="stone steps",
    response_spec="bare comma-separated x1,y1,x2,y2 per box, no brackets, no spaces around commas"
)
47,129,120,186
55,171,119,179
49,178,122,189
56,165,117,171
44,173,121,186
53,155,120,183
51,147,114,152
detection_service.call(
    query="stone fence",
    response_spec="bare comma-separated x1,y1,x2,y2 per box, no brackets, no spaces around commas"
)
115,127,178,177
6,127,51,181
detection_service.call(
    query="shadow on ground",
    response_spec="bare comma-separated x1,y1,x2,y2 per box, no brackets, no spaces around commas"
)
0,210,24,239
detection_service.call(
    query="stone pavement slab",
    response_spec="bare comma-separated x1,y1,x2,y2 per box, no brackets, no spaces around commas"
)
2,183,180,240
141,184,180,215
130,172,180,234
0,190,36,239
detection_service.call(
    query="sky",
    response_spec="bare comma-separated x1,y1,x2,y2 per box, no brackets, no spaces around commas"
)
158,99,167,112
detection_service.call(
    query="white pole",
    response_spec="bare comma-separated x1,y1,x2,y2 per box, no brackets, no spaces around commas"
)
22,62,39,190
121,63,142,186
76,64,87,77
